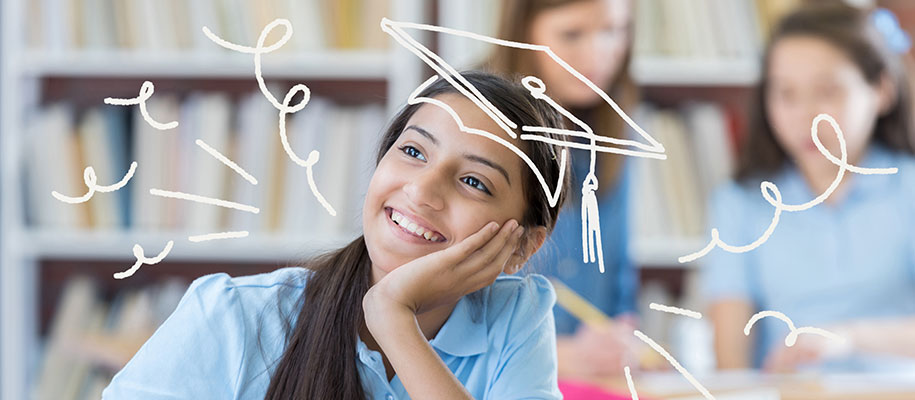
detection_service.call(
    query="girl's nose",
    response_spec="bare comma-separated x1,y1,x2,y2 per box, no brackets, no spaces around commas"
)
403,170,445,211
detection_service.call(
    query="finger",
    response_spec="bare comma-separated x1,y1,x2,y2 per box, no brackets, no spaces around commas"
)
441,221,501,262
471,224,523,281
462,226,523,292
460,230,520,291
460,219,518,270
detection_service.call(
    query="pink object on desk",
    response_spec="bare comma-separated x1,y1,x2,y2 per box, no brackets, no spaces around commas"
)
558,379,643,400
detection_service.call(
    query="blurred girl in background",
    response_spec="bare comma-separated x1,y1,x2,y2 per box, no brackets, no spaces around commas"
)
704,2,915,373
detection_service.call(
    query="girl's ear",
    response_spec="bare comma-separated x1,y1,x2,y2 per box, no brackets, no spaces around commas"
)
503,226,548,275
877,72,898,116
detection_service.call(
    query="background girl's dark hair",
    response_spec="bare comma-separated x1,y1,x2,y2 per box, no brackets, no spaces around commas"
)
737,1,915,181
486,0,638,193
263,71,572,400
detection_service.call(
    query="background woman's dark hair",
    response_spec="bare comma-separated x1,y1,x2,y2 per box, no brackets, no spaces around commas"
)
263,71,572,400
737,1,915,182
486,0,638,193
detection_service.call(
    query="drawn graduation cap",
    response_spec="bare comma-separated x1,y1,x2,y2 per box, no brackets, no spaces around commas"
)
380,19,667,273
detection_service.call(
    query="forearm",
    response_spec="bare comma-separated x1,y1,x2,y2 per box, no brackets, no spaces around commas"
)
837,318,915,358
710,300,753,369
367,302,473,400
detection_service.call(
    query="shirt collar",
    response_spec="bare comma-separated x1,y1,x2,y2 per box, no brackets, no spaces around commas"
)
777,144,898,204
355,294,489,362
428,294,489,357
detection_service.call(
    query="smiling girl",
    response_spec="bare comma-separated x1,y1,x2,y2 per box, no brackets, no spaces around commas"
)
101,71,572,399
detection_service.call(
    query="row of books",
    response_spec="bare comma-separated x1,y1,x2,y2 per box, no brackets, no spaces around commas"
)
629,102,738,239
26,0,391,53
33,276,189,400
633,0,801,60
26,91,385,236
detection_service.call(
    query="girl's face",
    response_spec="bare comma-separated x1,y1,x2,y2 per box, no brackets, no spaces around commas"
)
765,36,890,168
363,94,531,274
528,0,631,108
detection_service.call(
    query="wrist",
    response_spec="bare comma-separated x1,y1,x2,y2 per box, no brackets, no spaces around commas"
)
364,289,415,334
826,322,859,357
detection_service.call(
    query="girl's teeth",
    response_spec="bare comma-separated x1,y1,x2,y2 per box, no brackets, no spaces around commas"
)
390,209,441,241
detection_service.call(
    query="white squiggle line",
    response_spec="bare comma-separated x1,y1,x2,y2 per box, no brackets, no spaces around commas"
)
517,133,667,159
51,161,138,204
680,114,898,263
633,330,715,400
188,231,249,242
650,302,703,319
744,310,845,347
194,139,258,185
149,188,260,214
113,240,174,279
624,366,639,400
104,81,179,130
202,19,336,216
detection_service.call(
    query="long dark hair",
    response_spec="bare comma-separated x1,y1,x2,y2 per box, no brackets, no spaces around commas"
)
486,0,638,192
737,1,915,182
263,71,572,400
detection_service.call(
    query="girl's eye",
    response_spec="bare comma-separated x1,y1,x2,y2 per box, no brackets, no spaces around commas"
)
461,176,491,195
399,145,426,161
561,29,583,42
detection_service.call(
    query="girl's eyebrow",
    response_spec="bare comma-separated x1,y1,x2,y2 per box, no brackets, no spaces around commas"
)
463,153,512,187
405,124,511,186
406,125,438,145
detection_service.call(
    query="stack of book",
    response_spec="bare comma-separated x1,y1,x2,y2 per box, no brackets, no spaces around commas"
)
25,0,390,53
633,0,801,60
630,102,738,240
32,276,189,400
25,92,386,237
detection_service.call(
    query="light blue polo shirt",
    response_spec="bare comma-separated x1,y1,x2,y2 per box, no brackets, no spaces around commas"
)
101,267,562,399
701,144,915,369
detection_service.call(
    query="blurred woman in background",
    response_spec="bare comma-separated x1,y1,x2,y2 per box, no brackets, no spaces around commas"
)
487,0,641,380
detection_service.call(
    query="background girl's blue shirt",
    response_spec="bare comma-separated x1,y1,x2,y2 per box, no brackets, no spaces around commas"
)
530,149,637,335
701,144,915,369
101,267,562,399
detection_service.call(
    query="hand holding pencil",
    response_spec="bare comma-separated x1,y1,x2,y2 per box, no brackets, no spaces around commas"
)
550,278,667,377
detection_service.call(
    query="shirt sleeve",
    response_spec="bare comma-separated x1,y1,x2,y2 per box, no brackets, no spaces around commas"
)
486,275,562,400
102,273,247,400
700,182,759,303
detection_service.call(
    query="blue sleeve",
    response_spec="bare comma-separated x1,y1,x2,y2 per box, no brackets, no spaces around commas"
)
700,182,758,302
605,164,637,315
487,275,562,400
102,273,247,399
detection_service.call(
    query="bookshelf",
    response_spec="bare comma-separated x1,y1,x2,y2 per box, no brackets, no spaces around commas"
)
0,0,430,398
19,50,393,80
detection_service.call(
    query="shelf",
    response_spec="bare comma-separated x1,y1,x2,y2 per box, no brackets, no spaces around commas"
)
19,50,392,80
630,236,709,268
23,229,355,263
631,56,760,87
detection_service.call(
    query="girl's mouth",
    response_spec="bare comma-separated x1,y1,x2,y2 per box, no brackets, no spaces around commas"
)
385,207,446,243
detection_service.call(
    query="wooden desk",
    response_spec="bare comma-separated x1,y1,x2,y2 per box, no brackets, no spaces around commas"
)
596,370,915,400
